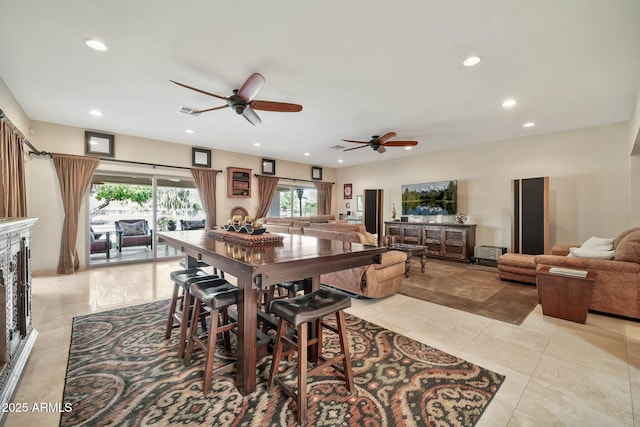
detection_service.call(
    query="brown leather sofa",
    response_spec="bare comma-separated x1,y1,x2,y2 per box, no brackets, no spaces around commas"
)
272,222,407,298
534,228,640,319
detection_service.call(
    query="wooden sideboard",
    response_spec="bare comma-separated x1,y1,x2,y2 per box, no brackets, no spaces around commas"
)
0,218,37,421
385,221,476,262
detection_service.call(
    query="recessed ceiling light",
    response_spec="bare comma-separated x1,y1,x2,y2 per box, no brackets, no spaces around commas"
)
185,129,194,134
303,152,310,156
253,142,261,146
502,98,517,108
463,56,481,66
89,110,102,116
523,122,535,128
405,146,413,150
85,39,107,51
338,159,344,163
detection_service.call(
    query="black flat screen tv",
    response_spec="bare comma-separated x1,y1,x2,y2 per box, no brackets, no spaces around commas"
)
401,180,458,215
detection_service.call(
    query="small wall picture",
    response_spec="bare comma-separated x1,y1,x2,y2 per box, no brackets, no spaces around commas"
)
356,195,363,212
262,158,276,175
311,166,322,180
85,131,115,157
344,183,353,199
192,147,211,168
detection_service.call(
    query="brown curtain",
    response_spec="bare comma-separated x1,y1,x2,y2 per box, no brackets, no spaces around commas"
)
315,181,333,215
255,175,280,219
52,153,100,274
191,168,218,227
0,116,27,217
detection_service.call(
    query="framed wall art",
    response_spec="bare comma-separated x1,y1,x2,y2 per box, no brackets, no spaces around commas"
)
85,131,115,157
262,158,276,175
192,147,211,168
311,166,323,180
344,183,353,199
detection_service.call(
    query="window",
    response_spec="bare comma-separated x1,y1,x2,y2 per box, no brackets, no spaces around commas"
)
268,184,317,217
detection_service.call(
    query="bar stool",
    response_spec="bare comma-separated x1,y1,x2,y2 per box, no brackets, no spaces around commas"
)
179,258,225,278
184,281,239,395
264,279,311,313
268,288,355,425
165,268,220,358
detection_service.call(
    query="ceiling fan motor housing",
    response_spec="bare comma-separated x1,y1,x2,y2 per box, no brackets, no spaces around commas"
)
228,95,246,114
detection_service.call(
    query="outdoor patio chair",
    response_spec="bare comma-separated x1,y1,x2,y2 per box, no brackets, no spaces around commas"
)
115,219,153,252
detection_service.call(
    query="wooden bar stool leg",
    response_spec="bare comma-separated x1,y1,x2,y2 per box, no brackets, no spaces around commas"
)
165,283,181,339
177,290,192,359
336,310,355,391
267,319,288,389
184,299,201,367
297,322,308,426
203,308,220,395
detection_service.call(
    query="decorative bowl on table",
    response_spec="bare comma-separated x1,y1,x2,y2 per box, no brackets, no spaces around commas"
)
224,216,266,235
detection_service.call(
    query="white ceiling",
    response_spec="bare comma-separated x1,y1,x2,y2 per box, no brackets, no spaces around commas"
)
1,1,639,168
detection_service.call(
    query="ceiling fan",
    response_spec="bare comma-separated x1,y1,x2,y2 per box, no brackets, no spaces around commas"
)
342,132,418,153
170,73,302,126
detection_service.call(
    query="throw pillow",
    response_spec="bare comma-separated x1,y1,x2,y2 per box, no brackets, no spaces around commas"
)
581,236,615,251
120,221,146,236
569,247,615,260
613,229,640,263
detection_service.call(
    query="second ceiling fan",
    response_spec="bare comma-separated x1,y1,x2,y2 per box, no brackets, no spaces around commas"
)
170,72,302,126
343,132,418,153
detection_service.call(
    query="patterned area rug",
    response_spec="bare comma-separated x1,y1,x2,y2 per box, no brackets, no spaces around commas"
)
60,300,505,426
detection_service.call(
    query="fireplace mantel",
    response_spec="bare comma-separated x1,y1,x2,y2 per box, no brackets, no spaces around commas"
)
0,218,37,422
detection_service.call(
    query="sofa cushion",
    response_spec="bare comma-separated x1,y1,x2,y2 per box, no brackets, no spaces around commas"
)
614,229,640,263
120,221,146,236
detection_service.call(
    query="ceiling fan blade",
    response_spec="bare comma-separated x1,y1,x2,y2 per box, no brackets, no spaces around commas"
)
376,131,397,144
251,100,303,112
193,105,230,114
376,145,387,153
383,140,418,147
341,139,370,144
343,145,369,152
236,73,265,102
242,107,262,126
170,80,228,101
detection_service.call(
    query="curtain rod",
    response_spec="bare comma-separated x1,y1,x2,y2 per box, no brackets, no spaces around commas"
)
0,108,48,156
99,158,222,172
254,173,334,184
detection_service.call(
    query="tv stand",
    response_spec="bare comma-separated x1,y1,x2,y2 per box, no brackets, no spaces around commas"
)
384,221,476,262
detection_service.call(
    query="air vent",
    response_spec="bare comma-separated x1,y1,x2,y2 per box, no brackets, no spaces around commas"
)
329,144,346,150
177,106,200,116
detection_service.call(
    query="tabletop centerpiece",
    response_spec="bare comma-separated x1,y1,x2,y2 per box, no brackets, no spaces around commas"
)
224,215,266,235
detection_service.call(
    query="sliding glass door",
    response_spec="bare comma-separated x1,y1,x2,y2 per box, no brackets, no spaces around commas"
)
88,173,203,266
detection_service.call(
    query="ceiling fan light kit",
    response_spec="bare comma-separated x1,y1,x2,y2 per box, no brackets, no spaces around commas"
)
171,73,302,126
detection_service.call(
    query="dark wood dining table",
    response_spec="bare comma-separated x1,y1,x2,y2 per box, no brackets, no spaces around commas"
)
157,229,386,395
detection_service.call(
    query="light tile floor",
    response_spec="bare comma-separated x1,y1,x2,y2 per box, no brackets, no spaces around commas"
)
4,260,639,426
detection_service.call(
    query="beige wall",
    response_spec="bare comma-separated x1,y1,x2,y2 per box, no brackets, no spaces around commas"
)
337,122,633,250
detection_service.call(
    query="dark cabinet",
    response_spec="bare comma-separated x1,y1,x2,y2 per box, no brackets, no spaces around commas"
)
384,221,476,262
